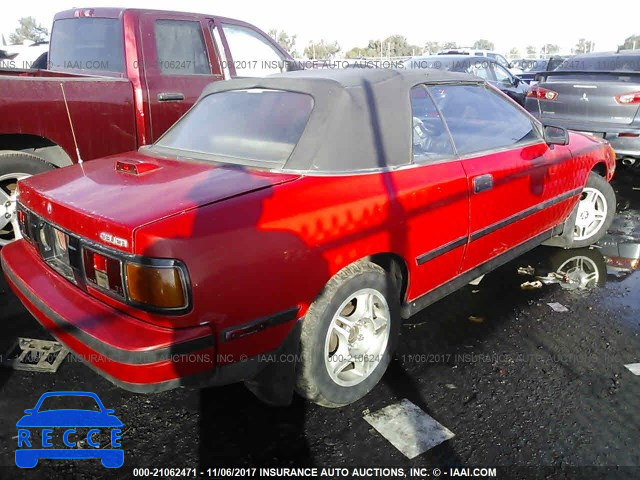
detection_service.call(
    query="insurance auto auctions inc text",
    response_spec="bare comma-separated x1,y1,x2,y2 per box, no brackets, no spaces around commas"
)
248,467,497,478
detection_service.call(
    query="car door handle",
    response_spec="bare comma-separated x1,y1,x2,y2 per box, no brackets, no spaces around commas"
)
473,174,494,193
157,92,185,102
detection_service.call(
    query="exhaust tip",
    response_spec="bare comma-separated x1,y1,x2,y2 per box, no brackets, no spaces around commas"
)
621,157,637,166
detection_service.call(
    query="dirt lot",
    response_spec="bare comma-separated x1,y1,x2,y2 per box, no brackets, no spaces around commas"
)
0,175,638,479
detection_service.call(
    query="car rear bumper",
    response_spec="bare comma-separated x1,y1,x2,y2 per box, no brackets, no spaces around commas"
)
1,241,264,393
529,114,640,158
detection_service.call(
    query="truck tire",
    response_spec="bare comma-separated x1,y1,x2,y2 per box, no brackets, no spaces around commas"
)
296,261,400,407
569,172,616,248
0,150,54,246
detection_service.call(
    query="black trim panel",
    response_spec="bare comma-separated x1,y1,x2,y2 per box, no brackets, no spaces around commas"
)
470,188,581,242
221,307,300,342
402,229,554,318
2,256,213,365
416,236,467,265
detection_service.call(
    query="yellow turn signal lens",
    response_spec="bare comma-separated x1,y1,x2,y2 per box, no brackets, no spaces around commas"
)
125,263,187,309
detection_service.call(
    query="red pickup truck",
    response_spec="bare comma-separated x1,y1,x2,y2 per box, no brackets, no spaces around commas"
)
0,7,296,245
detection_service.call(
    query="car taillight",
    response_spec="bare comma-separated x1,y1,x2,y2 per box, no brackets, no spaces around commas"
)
527,86,559,101
82,246,190,312
83,249,125,297
17,209,27,237
125,263,187,310
614,91,640,105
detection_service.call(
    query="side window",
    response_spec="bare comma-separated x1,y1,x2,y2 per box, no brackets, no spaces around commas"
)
410,86,455,162
429,85,540,156
468,61,493,81
154,20,209,75
221,24,284,77
493,64,512,84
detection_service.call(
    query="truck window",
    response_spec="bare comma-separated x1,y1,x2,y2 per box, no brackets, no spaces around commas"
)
49,18,124,73
154,20,210,75
220,24,285,77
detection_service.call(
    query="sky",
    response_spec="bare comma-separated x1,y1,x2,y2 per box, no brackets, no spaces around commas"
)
1,0,637,56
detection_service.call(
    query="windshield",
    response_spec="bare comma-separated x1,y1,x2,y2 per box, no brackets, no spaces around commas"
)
49,18,124,73
153,89,314,168
37,395,101,412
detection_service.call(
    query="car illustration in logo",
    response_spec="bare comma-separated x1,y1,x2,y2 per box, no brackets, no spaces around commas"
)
15,391,123,468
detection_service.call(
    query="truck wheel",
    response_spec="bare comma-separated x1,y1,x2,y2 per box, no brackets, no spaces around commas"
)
0,151,54,246
296,261,400,407
570,172,615,248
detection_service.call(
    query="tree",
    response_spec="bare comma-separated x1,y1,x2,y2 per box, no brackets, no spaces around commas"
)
344,35,421,58
618,34,640,50
423,41,441,54
509,47,520,59
526,45,537,57
442,41,458,50
269,29,298,57
472,39,495,51
304,40,340,60
9,16,48,44
575,38,595,54
540,44,560,56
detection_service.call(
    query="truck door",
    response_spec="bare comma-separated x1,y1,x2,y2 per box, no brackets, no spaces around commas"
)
139,13,223,142
214,19,292,78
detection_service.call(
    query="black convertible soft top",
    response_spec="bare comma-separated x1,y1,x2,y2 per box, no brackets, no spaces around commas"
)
198,69,482,173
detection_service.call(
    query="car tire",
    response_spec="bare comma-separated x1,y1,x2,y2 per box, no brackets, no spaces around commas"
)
569,172,615,248
0,150,54,246
295,261,400,408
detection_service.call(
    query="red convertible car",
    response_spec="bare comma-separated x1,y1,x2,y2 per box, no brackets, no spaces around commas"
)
1,69,616,407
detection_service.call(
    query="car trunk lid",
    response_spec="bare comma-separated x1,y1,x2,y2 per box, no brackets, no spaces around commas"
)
17,151,300,253
530,72,640,126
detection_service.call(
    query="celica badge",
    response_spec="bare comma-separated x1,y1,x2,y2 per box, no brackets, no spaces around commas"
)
46,202,52,215
99,232,128,248
581,93,589,102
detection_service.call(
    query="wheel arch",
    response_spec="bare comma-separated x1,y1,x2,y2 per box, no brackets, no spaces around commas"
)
0,134,73,168
591,161,607,178
365,252,409,305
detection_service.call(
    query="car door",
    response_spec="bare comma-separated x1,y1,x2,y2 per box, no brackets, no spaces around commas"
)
492,62,527,105
396,85,470,300
430,83,577,274
140,13,224,142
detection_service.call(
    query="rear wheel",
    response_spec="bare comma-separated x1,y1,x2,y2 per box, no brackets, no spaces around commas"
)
0,151,54,246
296,261,400,407
570,172,615,248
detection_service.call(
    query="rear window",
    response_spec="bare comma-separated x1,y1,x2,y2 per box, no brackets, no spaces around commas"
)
556,55,640,72
49,18,124,73
153,89,314,167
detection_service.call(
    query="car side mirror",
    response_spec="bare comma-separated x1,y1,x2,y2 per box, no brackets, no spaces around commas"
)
24,409,34,414
104,408,115,414
513,76,521,87
544,125,569,146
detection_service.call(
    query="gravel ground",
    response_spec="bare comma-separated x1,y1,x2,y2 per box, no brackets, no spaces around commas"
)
0,175,638,479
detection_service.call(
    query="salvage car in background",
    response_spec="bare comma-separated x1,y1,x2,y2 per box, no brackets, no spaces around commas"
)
2,69,616,408
525,50,640,169
511,56,569,84
404,55,529,105
0,7,296,245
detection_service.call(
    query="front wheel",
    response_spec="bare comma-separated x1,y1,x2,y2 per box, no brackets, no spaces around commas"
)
570,172,616,248
296,261,400,407
0,151,54,246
